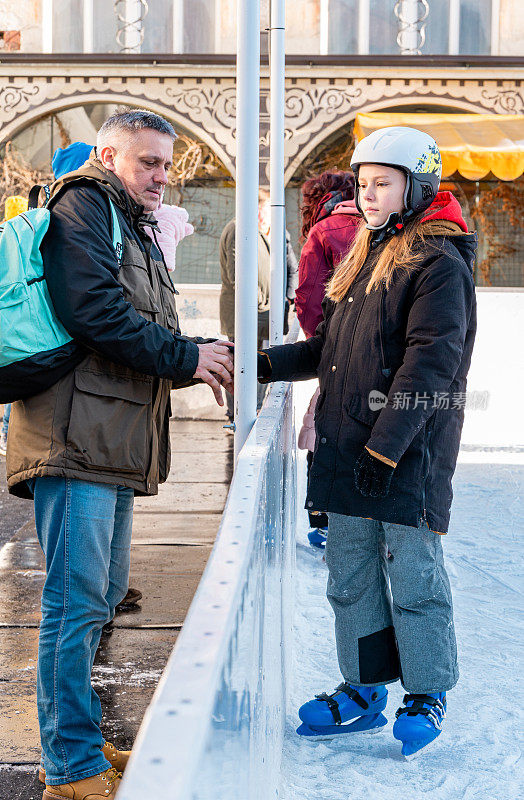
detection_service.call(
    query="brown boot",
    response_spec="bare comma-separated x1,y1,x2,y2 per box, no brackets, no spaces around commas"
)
101,741,131,773
115,587,142,611
39,742,131,784
42,767,121,799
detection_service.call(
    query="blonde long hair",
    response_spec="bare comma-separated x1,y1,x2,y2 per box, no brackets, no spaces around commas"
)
326,216,428,301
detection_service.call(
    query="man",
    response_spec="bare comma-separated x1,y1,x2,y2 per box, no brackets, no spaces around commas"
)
6,110,233,799
219,189,298,420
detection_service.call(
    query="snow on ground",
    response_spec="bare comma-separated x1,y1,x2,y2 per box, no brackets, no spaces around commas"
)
281,381,523,800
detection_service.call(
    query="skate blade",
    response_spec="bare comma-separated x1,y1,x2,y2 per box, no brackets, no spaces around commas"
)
298,726,385,742
401,737,440,760
297,712,387,740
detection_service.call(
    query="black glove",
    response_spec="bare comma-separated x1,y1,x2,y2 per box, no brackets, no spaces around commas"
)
225,345,271,381
354,449,395,498
257,351,272,381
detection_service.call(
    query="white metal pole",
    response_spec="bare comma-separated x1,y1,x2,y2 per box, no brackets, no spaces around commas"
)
491,0,500,55
269,0,286,346
397,0,419,54
214,0,222,54
173,0,184,53
124,0,143,53
448,0,460,54
42,0,53,53
319,0,329,55
358,0,370,55
234,0,260,461
83,0,94,53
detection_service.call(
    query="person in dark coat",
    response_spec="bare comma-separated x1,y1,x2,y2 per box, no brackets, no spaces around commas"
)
256,127,477,757
295,171,360,546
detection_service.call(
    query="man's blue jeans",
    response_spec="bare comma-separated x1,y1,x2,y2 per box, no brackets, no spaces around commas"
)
1,402,11,438
33,477,134,785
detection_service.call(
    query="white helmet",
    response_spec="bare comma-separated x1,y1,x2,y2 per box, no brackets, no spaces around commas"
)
351,126,442,233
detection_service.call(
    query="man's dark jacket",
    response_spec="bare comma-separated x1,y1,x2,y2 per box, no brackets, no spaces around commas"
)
7,156,203,498
261,211,477,534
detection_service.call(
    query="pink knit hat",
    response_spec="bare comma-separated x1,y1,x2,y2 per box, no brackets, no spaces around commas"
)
145,204,194,271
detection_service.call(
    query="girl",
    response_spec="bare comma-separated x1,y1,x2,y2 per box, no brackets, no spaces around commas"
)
257,127,477,758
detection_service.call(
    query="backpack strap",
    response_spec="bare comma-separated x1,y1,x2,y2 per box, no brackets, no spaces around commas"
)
28,184,51,210
108,198,123,267
38,177,123,266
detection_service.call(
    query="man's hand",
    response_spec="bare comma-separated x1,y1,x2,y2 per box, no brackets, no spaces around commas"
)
194,341,235,406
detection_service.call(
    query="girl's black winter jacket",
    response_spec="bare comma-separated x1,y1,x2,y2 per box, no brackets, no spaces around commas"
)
261,232,477,533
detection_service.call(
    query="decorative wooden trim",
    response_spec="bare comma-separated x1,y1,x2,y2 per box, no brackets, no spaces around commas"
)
0,62,522,185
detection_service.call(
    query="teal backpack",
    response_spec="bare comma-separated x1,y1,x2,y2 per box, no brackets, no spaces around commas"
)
0,186,123,402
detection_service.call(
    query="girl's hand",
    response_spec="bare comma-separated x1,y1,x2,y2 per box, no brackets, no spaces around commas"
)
354,449,395,498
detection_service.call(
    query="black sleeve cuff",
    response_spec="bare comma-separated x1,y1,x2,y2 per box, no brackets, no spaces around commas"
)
257,351,273,382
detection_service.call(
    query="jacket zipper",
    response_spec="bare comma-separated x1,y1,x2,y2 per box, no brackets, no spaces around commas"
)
420,419,434,524
142,232,170,327
378,282,391,378
342,292,367,398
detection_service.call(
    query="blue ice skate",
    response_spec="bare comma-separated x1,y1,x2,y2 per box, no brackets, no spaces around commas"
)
307,526,327,549
297,682,388,739
393,692,447,759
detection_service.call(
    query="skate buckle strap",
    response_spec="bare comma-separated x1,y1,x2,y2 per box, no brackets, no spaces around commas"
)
314,683,369,725
314,692,343,725
336,683,369,711
395,693,447,731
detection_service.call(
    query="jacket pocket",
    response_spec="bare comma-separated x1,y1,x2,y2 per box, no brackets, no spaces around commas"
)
119,262,160,318
66,370,152,474
313,390,326,420
344,389,387,428
0,282,33,364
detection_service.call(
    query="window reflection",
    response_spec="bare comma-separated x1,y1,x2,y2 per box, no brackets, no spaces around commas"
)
460,0,492,55
326,0,358,55
369,0,399,54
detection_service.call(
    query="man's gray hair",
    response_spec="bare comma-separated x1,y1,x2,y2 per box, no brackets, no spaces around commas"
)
97,109,177,152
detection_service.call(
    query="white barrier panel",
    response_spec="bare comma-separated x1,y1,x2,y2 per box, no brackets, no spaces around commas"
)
461,289,524,450
118,380,296,800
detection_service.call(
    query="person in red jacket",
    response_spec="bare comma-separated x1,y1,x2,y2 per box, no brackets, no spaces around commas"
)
295,171,361,548
295,171,361,338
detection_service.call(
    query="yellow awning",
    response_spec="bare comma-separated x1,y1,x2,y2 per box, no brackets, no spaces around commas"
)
353,112,524,181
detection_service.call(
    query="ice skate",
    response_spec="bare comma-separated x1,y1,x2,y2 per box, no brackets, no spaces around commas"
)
297,682,388,739
307,526,327,550
393,692,447,759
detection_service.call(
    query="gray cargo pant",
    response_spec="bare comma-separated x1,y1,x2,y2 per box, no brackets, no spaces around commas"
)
326,513,459,694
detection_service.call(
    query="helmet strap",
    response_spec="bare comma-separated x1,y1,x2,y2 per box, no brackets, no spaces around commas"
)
369,208,414,250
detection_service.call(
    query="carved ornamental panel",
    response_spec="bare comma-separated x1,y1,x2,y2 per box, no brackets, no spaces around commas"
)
0,65,522,184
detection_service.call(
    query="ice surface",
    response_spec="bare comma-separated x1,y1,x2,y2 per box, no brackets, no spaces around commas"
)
281,380,523,800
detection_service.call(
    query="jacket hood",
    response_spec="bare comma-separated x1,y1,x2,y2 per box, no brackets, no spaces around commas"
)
49,150,156,225
421,191,477,273
313,190,355,226
421,191,468,232
52,142,93,180
333,199,360,216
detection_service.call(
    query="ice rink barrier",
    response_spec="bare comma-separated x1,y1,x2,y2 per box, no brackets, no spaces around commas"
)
119,374,297,800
